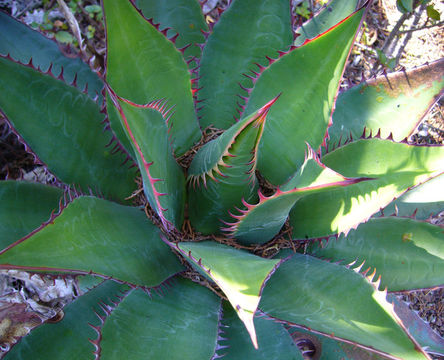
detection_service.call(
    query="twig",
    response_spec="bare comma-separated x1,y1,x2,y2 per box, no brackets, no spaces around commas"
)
56,0,86,54
392,3,427,67
373,3,428,72
13,0,40,18
381,12,411,54
398,20,444,34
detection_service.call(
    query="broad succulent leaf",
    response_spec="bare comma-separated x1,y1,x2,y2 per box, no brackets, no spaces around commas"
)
276,250,444,356
0,56,136,202
188,97,277,233
260,254,431,359
99,278,221,359
5,280,130,360
136,0,208,60
328,59,444,147
294,0,360,46
198,0,293,129
0,11,130,158
380,173,444,219
388,294,444,357
5,278,223,359
0,181,62,249
290,328,388,359
0,11,103,100
244,6,366,185
108,94,186,229
219,302,304,359
169,240,282,349
0,196,183,287
75,275,107,294
1,1,443,358
105,92,137,159
309,217,444,291
103,0,201,156
290,138,444,238
227,147,371,244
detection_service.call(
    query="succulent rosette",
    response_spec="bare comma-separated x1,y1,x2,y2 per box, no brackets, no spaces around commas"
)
0,1,443,359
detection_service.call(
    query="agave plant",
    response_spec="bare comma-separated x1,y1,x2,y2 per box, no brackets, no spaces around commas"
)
0,0,443,358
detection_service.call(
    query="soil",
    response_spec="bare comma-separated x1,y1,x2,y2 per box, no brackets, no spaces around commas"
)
0,0,443,358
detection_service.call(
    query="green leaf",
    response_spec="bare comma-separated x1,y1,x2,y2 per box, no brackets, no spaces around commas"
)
329,59,444,146
85,5,102,14
290,138,444,238
104,0,201,156
5,280,130,360
375,48,396,70
277,261,444,358
260,254,430,359
136,0,208,60
388,294,444,356
54,31,75,44
75,275,106,294
220,302,303,359
198,0,293,129
188,97,278,233
171,240,282,349
426,5,441,20
0,196,183,287
244,7,366,185
99,278,221,359
309,217,444,291
0,181,63,250
397,0,414,13
379,173,444,219
0,57,136,203
109,95,186,229
294,0,360,46
289,328,388,359
228,147,371,245
0,11,103,101
105,92,136,159
294,1,311,19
